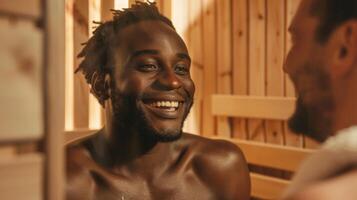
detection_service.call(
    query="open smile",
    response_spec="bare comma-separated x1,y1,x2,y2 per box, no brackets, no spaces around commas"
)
142,99,185,119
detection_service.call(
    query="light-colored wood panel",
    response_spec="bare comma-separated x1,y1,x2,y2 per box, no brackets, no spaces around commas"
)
0,154,43,200
214,137,313,172
250,172,289,199
248,0,266,142
212,95,296,120
201,0,217,136
232,0,248,139
45,0,66,198
0,18,43,142
216,0,232,137
0,0,41,19
265,0,285,145
73,0,90,129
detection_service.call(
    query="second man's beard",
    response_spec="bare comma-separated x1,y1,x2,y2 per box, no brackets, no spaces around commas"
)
288,63,335,142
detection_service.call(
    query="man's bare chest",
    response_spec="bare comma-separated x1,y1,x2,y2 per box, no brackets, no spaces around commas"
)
71,169,216,200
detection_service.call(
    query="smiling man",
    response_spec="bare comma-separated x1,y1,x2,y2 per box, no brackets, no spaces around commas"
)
66,2,250,200
282,0,357,199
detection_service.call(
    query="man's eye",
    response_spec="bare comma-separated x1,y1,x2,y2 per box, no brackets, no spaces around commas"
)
175,65,189,75
138,64,159,72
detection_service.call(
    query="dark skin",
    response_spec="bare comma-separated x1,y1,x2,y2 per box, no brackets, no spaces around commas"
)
66,20,250,200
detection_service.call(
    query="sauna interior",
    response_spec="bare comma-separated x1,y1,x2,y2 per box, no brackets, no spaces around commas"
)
0,0,320,199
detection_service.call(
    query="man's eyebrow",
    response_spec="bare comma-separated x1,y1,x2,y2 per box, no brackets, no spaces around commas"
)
131,49,160,58
177,53,191,62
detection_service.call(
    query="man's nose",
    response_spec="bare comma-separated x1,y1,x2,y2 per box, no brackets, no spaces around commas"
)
155,69,182,90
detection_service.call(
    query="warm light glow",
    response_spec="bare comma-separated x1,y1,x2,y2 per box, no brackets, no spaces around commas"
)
114,0,129,10
65,0,74,131
89,0,103,129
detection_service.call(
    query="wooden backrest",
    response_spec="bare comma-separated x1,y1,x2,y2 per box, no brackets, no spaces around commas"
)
212,137,313,199
211,94,314,199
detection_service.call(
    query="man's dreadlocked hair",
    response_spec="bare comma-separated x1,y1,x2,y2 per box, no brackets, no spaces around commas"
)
75,1,175,106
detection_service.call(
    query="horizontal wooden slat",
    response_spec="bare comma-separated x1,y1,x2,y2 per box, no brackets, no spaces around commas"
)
0,0,41,19
0,153,43,200
65,129,98,145
212,95,296,120
250,172,289,199
213,137,313,172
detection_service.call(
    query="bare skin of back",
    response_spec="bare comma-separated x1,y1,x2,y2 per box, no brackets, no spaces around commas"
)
66,132,250,200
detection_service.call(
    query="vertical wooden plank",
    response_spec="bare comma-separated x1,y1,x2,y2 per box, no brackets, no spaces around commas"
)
187,0,204,135
45,0,65,198
65,0,74,131
88,0,103,129
248,0,266,142
202,0,217,136
216,0,232,137
284,0,303,147
232,0,248,139
101,0,114,22
265,0,284,144
73,0,90,129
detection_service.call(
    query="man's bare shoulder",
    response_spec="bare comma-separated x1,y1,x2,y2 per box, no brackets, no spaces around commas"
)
66,135,98,199
180,133,250,200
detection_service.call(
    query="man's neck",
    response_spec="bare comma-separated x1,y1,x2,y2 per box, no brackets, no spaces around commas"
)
95,113,175,178
333,70,357,135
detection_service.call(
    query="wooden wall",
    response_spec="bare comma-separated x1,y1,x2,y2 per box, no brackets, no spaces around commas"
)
0,0,66,199
179,0,320,149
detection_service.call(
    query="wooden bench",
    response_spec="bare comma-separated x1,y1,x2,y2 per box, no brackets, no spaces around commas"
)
211,94,314,199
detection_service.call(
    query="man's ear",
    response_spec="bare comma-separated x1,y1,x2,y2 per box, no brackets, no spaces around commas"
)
91,72,111,106
330,20,357,80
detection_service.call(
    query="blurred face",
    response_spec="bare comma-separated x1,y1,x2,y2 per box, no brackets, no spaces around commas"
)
284,0,335,142
110,20,195,142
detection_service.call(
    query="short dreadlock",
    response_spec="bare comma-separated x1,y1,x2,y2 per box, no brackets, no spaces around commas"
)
76,1,175,106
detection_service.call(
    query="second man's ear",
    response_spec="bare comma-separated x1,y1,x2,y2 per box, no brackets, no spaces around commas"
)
331,21,357,79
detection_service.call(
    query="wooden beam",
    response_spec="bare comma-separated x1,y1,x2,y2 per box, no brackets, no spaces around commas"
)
201,0,217,136
212,95,296,120
248,0,266,142
265,0,285,145
250,172,289,199
213,137,313,172
45,0,66,198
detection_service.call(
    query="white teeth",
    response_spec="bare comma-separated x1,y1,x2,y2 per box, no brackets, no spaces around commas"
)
150,101,180,109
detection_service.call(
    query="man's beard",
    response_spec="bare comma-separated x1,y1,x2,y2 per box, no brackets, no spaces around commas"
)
110,88,192,142
288,63,335,142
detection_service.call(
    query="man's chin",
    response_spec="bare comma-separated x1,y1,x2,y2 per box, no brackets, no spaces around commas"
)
143,127,183,142
288,98,329,142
